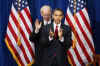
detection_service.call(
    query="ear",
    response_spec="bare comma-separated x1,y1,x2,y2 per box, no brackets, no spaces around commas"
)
61,15,64,19
62,15,64,18
52,14,54,19
40,11,43,16
41,13,43,16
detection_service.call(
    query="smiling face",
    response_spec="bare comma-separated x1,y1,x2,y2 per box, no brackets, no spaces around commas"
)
41,5,51,22
52,9,64,24
42,9,51,21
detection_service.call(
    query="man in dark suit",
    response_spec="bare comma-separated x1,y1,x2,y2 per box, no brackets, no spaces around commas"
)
29,5,52,66
40,8,72,66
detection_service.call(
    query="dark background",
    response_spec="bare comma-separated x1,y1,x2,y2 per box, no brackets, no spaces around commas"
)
0,0,99,66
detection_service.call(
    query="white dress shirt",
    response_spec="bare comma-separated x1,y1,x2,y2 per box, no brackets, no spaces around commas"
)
49,22,64,42
44,20,51,26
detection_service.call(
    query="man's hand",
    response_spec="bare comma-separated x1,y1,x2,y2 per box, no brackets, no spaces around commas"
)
35,18,42,30
58,28,63,40
49,28,54,38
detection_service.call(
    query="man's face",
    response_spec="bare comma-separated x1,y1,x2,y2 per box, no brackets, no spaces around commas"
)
42,9,51,21
53,10,63,24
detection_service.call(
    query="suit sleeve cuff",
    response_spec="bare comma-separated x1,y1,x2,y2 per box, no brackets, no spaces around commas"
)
59,37,64,42
49,36,53,41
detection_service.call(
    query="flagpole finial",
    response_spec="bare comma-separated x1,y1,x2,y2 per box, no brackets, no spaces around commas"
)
73,0,77,15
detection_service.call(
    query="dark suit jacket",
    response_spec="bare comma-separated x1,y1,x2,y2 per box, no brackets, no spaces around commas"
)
39,22,72,66
29,20,51,47
29,20,51,66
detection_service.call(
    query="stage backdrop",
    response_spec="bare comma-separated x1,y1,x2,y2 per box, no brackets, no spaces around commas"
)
0,0,99,66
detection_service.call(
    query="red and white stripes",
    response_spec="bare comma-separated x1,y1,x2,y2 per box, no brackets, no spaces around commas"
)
5,4,35,66
65,7,95,66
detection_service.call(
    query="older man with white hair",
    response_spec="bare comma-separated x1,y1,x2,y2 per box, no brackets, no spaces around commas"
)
40,5,52,25
29,5,52,66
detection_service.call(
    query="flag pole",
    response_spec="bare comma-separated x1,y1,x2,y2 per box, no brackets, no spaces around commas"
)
72,0,77,48
73,0,76,14
17,0,21,46
17,0,35,65
68,0,77,65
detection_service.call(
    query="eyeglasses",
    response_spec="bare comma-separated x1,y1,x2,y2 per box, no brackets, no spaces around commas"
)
43,14,51,17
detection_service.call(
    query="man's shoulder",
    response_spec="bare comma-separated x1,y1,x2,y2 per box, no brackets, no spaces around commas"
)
61,24,72,31
45,23,52,28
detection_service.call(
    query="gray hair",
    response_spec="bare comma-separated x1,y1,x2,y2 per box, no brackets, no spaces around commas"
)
40,5,52,13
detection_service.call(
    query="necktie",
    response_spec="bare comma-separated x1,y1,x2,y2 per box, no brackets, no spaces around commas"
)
54,25,58,39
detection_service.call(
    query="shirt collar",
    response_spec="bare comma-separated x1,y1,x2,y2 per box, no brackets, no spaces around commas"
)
54,22,61,31
44,19,51,26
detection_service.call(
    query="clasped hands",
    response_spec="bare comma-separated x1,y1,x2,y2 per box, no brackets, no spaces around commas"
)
49,28,63,40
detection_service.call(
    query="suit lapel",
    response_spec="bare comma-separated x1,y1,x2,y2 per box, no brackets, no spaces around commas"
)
60,24,64,30
42,20,44,26
50,23,54,33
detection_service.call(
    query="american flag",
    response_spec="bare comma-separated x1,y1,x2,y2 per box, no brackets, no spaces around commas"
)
5,0,35,65
65,0,95,65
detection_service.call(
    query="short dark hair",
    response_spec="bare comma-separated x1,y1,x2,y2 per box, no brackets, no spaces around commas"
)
53,8,64,15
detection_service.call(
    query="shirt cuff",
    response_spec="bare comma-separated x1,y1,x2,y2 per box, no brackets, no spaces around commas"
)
35,29,39,34
49,36,53,41
59,37,64,42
